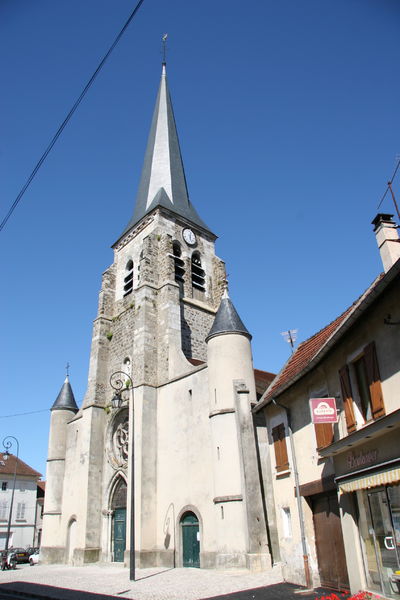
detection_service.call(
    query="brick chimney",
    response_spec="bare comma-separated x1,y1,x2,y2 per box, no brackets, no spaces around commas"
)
372,213,400,272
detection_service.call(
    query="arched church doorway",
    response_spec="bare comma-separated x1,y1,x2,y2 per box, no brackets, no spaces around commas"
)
181,512,200,568
111,477,127,562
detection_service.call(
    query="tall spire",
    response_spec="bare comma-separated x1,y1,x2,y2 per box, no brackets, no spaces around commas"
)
118,64,213,241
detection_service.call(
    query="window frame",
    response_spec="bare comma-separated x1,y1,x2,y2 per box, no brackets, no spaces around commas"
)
271,422,289,473
339,341,385,434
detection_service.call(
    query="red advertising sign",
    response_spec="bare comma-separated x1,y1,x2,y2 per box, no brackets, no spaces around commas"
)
309,397,338,424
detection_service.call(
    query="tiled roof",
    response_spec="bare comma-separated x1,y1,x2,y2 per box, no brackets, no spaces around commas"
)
37,480,46,492
256,271,386,408
187,358,205,366
254,368,276,399
0,453,42,479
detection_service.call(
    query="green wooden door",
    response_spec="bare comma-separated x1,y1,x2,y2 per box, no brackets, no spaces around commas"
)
182,512,200,568
113,508,126,562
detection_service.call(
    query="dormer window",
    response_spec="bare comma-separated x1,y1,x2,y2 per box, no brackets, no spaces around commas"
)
173,242,185,289
191,252,205,298
123,260,134,297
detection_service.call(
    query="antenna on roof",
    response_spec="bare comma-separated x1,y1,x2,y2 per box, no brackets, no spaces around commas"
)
377,156,400,221
281,329,298,353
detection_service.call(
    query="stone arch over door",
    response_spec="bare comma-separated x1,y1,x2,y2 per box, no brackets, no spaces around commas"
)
110,476,127,562
66,518,77,565
178,506,202,568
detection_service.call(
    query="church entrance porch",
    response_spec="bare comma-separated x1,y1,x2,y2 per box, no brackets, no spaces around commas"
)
181,512,200,568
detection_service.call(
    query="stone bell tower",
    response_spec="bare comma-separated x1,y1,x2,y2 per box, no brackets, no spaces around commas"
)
42,61,270,571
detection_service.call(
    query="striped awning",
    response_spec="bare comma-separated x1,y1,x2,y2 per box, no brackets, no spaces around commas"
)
338,467,400,493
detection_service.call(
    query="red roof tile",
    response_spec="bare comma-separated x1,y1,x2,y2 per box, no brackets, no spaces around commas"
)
0,453,42,479
258,273,385,406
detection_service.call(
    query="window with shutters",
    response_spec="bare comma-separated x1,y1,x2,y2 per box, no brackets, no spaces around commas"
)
272,423,289,473
312,389,335,450
339,341,385,434
314,422,334,450
123,259,134,297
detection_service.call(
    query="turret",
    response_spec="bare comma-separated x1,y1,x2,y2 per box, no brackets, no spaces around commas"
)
206,290,270,570
206,288,256,406
42,376,78,560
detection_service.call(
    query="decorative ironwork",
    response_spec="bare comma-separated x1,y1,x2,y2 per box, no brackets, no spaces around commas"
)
109,371,132,409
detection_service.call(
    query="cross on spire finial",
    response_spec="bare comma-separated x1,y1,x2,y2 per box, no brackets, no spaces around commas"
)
162,33,168,64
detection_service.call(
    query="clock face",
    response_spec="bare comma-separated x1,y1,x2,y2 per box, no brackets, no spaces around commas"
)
182,228,196,246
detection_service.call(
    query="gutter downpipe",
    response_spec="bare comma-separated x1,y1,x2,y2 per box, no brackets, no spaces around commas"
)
272,398,312,589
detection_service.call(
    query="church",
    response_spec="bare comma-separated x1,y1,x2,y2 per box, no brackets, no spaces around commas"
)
41,63,272,570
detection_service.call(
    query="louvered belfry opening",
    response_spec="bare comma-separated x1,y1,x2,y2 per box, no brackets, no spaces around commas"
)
173,242,185,295
191,252,205,299
123,259,134,296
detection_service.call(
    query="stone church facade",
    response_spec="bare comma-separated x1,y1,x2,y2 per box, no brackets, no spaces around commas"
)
41,64,271,570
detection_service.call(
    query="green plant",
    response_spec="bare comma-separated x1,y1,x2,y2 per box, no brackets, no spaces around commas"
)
106,332,113,341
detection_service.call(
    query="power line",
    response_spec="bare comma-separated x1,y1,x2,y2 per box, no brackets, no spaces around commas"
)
0,0,146,233
0,409,49,419
377,156,400,211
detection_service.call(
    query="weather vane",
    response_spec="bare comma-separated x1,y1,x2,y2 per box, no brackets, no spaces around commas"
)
162,33,168,64
66,362,70,377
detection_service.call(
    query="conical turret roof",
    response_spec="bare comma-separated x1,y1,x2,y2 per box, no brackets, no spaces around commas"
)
117,64,213,242
206,289,252,342
51,376,78,413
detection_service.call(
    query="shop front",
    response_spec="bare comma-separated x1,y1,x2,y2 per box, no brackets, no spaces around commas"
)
320,410,400,597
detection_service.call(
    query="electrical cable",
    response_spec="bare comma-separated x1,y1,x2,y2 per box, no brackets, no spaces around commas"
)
0,0,146,233
377,157,400,211
0,409,48,419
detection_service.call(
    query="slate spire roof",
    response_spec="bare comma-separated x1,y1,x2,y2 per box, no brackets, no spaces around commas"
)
51,376,78,413
206,288,252,342
118,63,213,241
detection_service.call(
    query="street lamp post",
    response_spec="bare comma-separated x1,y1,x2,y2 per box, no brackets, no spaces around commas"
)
109,371,135,581
2,436,19,553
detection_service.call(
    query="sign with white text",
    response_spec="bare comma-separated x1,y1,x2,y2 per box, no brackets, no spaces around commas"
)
310,397,338,424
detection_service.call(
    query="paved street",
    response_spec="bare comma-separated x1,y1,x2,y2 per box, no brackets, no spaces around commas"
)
0,563,341,600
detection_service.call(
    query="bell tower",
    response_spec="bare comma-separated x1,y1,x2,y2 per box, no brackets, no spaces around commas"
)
42,61,270,571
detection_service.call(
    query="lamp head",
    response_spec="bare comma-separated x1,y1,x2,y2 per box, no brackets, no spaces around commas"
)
111,393,122,410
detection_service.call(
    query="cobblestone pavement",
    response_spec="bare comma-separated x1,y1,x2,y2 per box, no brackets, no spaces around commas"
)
0,562,316,600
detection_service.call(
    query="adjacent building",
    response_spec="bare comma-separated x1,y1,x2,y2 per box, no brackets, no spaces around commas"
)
255,213,400,597
0,452,43,550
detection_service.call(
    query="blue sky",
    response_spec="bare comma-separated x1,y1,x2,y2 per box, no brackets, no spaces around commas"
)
1,0,399,476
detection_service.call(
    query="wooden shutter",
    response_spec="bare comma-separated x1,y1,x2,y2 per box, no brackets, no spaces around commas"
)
364,341,385,419
272,423,289,472
339,365,357,433
314,423,334,449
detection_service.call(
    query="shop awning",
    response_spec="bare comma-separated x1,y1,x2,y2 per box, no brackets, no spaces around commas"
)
337,466,400,493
